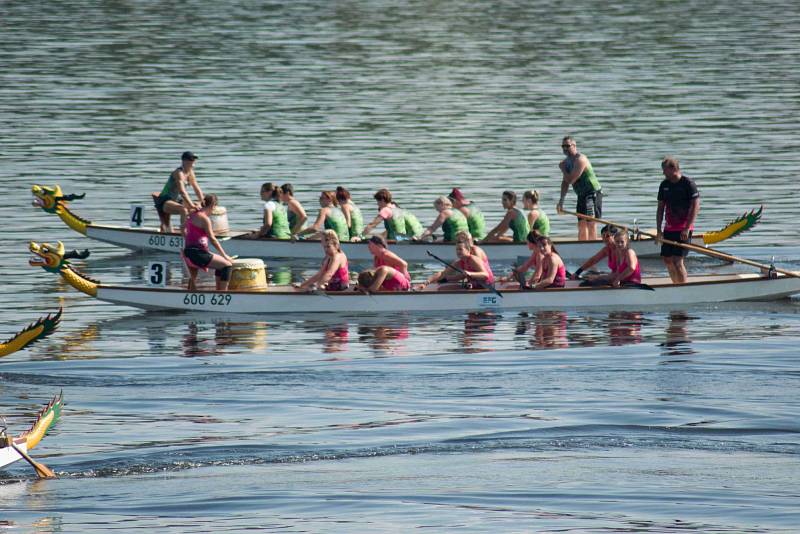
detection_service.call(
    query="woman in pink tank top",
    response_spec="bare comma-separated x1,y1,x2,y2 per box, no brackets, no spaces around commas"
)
295,229,350,291
608,231,641,286
416,241,492,290
531,237,566,289
454,231,494,285
357,235,411,292
182,194,233,291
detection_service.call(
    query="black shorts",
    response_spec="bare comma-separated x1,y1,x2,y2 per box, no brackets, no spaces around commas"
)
577,190,602,218
154,194,181,215
184,246,213,268
660,230,692,258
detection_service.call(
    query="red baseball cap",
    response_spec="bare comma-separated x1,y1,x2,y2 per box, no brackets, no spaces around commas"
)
448,188,466,202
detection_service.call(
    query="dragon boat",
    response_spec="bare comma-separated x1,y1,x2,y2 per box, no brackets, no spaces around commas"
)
0,309,62,358
29,240,800,315
32,184,762,262
1,393,63,473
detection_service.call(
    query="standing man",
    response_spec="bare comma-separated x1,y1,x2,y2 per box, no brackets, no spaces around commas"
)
153,151,205,233
557,136,602,240
656,157,700,284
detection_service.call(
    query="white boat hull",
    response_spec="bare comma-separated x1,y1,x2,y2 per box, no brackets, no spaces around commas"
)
92,273,800,314
0,439,27,470
85,223,699,262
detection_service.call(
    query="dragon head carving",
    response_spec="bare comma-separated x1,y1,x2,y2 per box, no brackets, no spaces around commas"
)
29,241,90,274
31,184,84,214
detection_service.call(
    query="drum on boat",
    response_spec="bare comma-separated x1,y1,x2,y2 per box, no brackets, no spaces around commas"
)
228,258,268,291
210,205,229,236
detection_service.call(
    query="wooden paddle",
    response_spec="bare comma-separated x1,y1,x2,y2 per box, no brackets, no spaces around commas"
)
559,209,800,279
426,250,503,298
8,440,56,479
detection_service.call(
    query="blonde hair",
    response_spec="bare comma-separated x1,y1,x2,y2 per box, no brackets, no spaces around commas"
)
434,195,452,209
454,230,473,245
523,190,539,204
322,229,341,251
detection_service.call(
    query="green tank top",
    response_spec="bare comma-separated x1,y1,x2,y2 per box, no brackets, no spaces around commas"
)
403,210,424,238
266,202,291,239
442,210,469,242
160,171,182,202
287,207,298,233
570,158,601,197
531,209,550,236
383,206,406,240
509,207,530,243
345,201,364,239
465,205,486,240
324,206,350,241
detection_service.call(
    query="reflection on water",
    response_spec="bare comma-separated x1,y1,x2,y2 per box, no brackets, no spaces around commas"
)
607,311,644,347
357,323,410,355
460,312,498,353
661,311,696,357
516,311,569,350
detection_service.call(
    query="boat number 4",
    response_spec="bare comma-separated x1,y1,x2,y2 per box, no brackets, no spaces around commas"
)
147,235,184,248
183,293,232,306
130,204,144,228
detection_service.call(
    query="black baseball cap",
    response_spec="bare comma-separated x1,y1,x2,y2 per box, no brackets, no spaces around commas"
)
181,151,198,161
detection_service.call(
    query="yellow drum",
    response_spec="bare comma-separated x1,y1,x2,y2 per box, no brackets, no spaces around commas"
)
210,205,229,236
229,258,268,291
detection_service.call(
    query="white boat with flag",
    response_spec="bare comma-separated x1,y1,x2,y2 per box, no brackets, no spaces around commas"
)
32,184,762,262
29,240,800,315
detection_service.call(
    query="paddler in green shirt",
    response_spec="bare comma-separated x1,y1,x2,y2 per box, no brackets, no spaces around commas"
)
522,189,550,236
416,195,470,242
296,190,350,241
361,188,424,241
248,182,291,239
557,136,602,240
448,188,486,240
336,186,364,240
482,190,530,243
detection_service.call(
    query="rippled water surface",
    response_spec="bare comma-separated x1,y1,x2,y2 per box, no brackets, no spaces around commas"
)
2,1,800,531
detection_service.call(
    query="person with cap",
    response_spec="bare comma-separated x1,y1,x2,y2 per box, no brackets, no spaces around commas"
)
557,136,602,241
153,151,205,234
449,188,486,240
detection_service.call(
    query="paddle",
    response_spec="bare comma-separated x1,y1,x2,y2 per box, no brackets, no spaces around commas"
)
8,440,56,479
426,250,503,298
558,209,800,279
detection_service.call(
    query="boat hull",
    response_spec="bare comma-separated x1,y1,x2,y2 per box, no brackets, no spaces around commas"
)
0,439,27,470
93,273,800,314
85,224,700,262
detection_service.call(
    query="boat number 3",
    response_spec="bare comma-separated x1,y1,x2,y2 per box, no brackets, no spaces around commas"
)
183,293,232,306
147,261,167,287
147,235,184,248
130,204,144,227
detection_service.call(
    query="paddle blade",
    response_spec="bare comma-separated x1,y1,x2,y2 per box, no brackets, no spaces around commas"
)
703,206,762,244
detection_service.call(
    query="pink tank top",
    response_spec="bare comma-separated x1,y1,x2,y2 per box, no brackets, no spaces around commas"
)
185,216,209,250
381,269,411,291
374,254,411,281
609,250,641,284
542,254,566,288
457,256,495,285
327,258,349,291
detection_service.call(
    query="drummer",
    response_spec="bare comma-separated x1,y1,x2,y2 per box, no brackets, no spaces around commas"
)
182,193,234,291
416,196,469,242
296,191,350,241
357,235,411,292
279,183,307,235
415,240,493,290
153,151,204,234
294,230,350,292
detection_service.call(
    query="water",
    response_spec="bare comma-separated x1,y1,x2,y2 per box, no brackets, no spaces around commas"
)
2,0,800,531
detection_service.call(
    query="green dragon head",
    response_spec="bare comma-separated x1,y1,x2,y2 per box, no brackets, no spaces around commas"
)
29,241,90,274
31,184,85,215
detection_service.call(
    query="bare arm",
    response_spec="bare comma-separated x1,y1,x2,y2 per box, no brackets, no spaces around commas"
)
289,200,307,234
361,214,384,236
483,210,513,241
573,246,610,278
419,211,447,239
297,207,327,236
532,256,558,289
174,172,196,210
186,170,204,204
258,208,273,237
341,204,352,229
199,214,231,260
383,250,408,272
656,201,666,237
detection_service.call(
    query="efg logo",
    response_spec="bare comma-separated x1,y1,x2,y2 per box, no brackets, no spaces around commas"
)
478,295,501,308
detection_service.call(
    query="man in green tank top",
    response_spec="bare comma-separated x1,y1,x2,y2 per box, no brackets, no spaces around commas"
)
557,136,602,240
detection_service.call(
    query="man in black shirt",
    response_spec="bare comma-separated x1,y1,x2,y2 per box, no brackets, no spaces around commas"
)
656,157,700,283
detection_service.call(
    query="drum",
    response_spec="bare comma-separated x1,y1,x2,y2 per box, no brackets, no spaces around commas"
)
228,258,268,291
210,205,229,236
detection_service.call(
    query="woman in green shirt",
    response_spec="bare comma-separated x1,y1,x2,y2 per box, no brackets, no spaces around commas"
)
296,190,350,241
523,189,550,236
482,190,530,243
417,196,470,242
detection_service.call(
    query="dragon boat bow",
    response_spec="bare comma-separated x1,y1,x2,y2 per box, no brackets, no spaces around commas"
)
30,240,800,315
1,393,63,473
32,184,762,262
